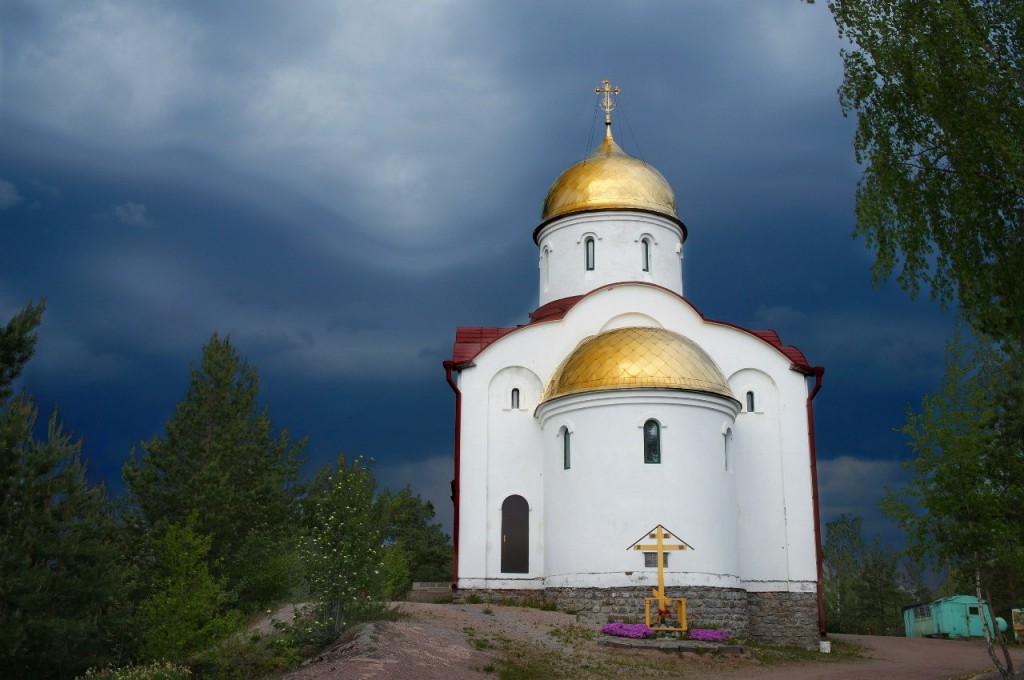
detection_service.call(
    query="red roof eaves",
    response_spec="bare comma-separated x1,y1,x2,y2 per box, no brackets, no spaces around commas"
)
447,282,817,375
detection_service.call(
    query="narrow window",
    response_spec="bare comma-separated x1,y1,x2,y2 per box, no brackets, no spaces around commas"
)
642,239,651,272
542,247,550,291
511,388,520,409
724,427,733,472
562,428,571,470
746,391,755,413
584,237,595,271
643,419,661,464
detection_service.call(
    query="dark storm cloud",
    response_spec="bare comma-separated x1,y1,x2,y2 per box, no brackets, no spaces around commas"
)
0,0,952,538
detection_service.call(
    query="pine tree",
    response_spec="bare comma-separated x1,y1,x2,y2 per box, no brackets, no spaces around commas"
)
124,334,306,610
0,301,125,678
379,486,452,586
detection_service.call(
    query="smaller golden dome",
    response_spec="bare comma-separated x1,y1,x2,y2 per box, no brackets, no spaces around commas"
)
541,327,734,403
541,129,678,224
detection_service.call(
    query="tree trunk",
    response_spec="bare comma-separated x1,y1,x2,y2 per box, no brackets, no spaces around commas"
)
976,565,1011,679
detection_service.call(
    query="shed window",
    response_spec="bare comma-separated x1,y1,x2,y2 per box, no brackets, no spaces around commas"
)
584,237,595,271
969,606,980,615
643,419,661,464
511,388,520,409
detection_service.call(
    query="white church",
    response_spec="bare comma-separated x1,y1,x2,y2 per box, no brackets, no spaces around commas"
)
443,83,825,646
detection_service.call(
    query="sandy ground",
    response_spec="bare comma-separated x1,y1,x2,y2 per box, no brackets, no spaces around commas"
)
279,602,1024,680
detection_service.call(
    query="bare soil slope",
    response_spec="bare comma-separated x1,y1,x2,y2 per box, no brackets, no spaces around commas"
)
282,602,1023,680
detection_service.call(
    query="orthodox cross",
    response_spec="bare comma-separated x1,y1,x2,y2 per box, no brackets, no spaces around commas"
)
629,524,693,610
595,79,620,127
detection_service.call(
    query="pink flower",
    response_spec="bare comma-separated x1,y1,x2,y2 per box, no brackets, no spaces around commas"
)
601,622,656,638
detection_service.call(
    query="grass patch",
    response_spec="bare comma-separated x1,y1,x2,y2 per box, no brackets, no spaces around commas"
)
464,626,497,651
548,623,594,645
746,637,863,665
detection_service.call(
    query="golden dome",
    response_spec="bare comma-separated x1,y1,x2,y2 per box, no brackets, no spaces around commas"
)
540,130,678,223
541,327,734,403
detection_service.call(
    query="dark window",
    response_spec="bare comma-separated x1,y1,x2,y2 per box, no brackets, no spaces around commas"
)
501,495,529,573
562,428,571,470
969,606,980,616
642,239,651,272
746,391,755,412
644,419,661,464
511,388,520,409
584,237,595,271
644,552,668,568
724,428,733,472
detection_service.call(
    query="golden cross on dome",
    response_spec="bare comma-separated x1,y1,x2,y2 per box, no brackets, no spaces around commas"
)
595,79,620,129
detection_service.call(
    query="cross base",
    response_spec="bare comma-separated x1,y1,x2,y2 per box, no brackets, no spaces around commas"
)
645,597,688,635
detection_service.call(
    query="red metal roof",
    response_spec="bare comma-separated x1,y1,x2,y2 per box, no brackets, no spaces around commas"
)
451,326,518,366
448,284,816,374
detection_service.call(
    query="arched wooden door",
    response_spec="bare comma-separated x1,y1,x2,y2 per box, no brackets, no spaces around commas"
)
501,495,529,573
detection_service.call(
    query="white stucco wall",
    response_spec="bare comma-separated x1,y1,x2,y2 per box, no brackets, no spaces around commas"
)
535,211,684,306
537,389,740,589
454,282,817,595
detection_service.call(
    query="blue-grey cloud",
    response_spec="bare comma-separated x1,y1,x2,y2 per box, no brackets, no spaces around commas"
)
0,178,20,209
0,0,951,546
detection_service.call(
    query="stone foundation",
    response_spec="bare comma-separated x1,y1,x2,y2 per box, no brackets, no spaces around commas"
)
454,586,818,648
746,590,819,648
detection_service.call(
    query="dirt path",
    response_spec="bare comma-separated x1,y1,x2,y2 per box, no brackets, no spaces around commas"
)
282,602,1023,680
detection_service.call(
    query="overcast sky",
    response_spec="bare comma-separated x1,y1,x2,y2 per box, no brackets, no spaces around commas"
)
0,1,953,543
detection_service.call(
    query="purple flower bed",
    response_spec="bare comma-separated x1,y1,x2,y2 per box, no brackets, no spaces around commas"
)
687,628,729,642
601,622,655,638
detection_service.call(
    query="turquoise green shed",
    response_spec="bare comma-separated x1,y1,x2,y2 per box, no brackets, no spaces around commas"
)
903,595,998,639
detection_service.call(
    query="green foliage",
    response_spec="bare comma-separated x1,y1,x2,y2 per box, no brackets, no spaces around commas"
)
0,299,44,402
0,302,127,679
124,334,306,611
79,661,192,680
814,0,1024,342
883,329,1021,675
300,455,396,639
378,486,452,588
138,514,242,663
191,627,302,680
823,514,866,633
823,514,927,635
883,331,1021,576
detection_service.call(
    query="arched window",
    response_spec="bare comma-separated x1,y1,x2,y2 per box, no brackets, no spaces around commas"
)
584,237,595,271
746,391,755,413
562,427,571,470
511,388,520,410
642,238,651,272
643,419,661,464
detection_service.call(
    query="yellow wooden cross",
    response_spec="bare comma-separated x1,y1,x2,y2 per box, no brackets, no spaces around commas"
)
628,525,693,632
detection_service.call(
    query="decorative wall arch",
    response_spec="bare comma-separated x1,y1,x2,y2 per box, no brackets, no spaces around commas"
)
599,312,662,332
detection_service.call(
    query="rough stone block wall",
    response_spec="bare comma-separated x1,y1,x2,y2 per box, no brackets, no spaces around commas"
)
455,586,819,647
746,591,819,648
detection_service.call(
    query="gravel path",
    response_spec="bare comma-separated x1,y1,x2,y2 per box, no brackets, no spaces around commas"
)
281,602,1024,680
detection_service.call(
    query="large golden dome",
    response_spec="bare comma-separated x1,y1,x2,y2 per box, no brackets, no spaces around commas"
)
541,326,734,403
540,130,678,224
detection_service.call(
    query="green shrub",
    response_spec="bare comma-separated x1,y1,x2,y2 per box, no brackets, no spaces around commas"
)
138,515,242,662
78,661,192,680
